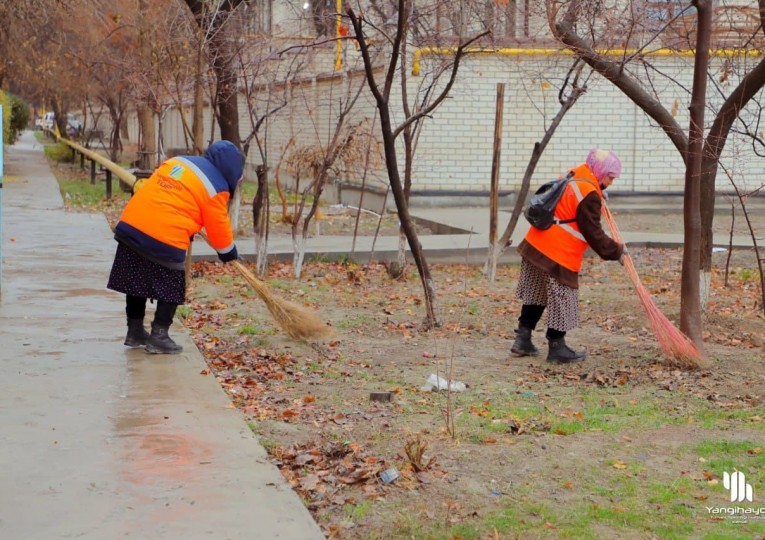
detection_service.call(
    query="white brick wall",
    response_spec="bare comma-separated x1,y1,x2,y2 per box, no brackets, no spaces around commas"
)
122,50,765,196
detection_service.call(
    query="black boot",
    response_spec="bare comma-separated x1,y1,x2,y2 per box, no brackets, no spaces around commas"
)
547,337,586,363
145,323,183,354
511,327,538,356
124,318,150,348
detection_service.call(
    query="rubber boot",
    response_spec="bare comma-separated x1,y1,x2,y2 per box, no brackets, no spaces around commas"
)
511,327,538,357
546,337,586,363
124,318,150,348
145,323,183,354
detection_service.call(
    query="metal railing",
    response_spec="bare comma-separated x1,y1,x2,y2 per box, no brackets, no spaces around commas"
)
44,127,138,198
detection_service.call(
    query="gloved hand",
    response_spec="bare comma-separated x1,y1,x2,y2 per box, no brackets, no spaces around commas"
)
218,245,239,263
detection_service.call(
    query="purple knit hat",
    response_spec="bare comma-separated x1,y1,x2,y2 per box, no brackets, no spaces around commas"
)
586,149,621,183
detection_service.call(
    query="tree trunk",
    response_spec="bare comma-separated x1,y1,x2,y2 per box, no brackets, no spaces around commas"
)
379,106,440,327
698,56,765,306
192,42,205,155
137,106,156,169
252,164,269,276
486,83,505,281
183,0,242,147
679,0,712,350
136,0,156,169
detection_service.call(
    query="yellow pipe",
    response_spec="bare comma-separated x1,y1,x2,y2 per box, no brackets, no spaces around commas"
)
411,47,763,76
335,0,343,71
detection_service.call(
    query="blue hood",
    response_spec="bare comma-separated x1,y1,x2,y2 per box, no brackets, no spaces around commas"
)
204,140,243,193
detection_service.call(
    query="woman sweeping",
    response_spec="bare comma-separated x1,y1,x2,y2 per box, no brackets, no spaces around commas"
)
511,148,627,363
107,140,243,354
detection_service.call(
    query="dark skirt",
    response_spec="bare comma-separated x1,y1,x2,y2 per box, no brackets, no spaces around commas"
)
107,242,186,305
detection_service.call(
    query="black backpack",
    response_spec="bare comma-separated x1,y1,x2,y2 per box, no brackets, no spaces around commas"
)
524,172,576,230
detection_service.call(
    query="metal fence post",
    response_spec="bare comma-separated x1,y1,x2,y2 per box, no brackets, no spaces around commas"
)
105,169,112,200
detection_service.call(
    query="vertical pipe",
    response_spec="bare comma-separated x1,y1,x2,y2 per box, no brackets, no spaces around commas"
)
335,0,342,71
90,159,96,185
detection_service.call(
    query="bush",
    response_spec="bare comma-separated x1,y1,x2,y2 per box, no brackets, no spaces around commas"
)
0,91,10,146
0,91,29,145
9,94,30,143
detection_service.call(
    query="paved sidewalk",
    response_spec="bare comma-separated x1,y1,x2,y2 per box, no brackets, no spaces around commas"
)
0,131,324,539
194,197,758,264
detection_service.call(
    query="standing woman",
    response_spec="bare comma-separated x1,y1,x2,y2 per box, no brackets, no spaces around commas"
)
107,140,243,354
511,148,627,363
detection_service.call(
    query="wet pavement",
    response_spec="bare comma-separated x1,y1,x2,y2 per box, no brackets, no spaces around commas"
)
0,131,324,539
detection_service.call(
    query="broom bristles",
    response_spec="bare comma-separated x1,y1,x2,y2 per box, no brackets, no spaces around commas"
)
602,206,704,369
232,260,334,340
196,230,332,340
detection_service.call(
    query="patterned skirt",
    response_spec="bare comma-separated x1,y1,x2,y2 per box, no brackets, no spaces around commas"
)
516,258,579,332
107,242,186,305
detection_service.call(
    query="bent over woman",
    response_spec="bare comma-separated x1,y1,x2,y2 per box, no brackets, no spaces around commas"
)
512,148,627,363
107,140,243,354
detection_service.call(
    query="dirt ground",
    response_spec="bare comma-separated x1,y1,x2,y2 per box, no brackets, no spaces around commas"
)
48,144,765,537
178,207,765,539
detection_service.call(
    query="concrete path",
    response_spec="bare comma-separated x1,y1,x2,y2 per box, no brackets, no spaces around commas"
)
0,131,325,539
195,195,759,264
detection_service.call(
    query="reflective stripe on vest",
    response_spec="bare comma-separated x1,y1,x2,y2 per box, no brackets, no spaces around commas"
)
523,164,603,272
557,181,587,242
175,156,217,198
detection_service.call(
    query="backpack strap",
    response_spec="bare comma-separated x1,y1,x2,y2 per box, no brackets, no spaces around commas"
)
553,172,577,225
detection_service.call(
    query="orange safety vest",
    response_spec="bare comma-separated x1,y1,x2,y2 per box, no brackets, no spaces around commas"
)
524,164,604,272
115,157,236,270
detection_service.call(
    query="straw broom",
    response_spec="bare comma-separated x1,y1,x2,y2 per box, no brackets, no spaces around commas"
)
602,204,704,369
198,232,333,340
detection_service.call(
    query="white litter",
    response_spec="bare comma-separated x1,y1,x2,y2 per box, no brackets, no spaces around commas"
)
420,373,467,392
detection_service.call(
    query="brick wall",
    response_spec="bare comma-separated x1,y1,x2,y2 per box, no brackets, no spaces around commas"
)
124,51,765,197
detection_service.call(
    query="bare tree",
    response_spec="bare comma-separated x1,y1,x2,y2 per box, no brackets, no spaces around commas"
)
348,2,489,328
548,0,765,351
238,49,303,275
285,80,369,279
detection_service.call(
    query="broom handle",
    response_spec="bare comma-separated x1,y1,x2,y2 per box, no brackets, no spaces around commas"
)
194,231,269,290
602,203,634,269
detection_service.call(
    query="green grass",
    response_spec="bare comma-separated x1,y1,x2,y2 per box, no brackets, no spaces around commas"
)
692,403,765,429
693,439,765,474
58,177,130,208
44,141,74,162
404,419,765,538
335,314,374,330
237,323,277,336
454,387,689,441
